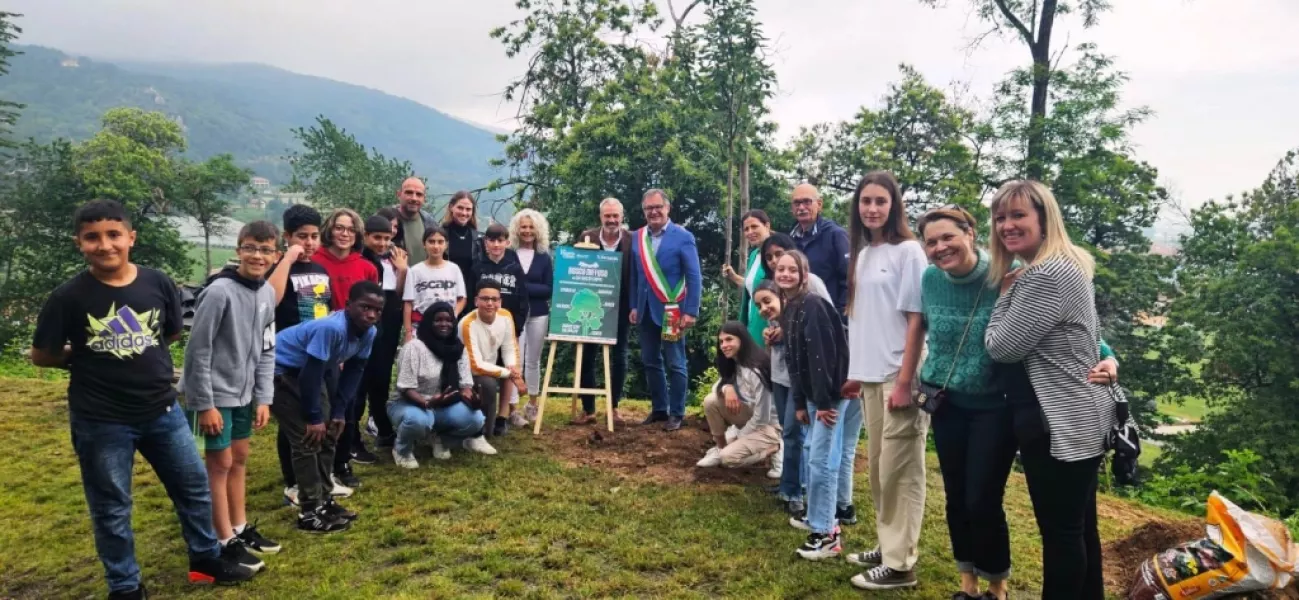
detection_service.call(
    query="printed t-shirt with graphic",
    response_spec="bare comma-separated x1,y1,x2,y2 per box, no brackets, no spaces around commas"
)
32,267,184,423
275,260,332,332
403,261,466,316
274,310,376,373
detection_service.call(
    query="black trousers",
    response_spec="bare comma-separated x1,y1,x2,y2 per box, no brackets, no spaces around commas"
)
270,374,336,511
1021,438,1104,600
278,365,338,487
579,318,629,414
356,290,403,440
931,401,1018,581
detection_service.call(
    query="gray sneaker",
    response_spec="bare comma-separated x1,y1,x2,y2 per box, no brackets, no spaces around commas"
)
850,565,917,590
845,547,882,567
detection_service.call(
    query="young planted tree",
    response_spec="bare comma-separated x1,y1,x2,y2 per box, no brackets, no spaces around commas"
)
174,154,252,274
0,11,22,151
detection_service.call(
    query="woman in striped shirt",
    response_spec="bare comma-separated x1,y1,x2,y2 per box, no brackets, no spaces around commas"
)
984,180,1125,600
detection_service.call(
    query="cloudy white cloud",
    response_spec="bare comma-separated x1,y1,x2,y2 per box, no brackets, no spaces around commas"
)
7,0,1298,213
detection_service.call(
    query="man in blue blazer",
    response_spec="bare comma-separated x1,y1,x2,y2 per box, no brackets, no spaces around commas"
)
629,189,702,431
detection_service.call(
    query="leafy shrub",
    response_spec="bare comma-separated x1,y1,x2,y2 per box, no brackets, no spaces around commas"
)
1123,449,1288,515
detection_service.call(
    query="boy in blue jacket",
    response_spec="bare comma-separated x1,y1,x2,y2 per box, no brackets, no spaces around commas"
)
181,221,281,572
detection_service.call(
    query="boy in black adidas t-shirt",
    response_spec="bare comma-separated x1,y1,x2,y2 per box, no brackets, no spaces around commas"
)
31,199,254,598
265,204,341,506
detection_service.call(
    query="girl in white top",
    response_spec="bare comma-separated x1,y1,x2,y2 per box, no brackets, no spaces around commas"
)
841,171,930,591
403,226,466,343
695,321,780,469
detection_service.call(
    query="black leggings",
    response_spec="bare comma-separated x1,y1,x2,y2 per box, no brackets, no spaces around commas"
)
1021,439,1104,599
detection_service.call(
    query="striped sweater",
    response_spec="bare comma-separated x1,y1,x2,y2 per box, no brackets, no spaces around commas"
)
985,258,1123,461
457,308,520,379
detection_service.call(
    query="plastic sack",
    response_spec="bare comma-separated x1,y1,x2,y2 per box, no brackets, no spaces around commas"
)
1130,492,1299,600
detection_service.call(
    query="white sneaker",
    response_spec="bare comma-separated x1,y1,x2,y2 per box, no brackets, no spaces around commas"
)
283,486,299,507
767,445,784,479
696,447,723,468
432,438,451,460
463,437,498,455
365,416,378,437
329,475,355,498
524,403,538,422
789,516,812,531
510,411,529,427
392,448,419,469
725,425,739,444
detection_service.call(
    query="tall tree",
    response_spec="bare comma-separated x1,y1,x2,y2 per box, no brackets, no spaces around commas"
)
790,65,990,218
286,116,414,217
73,107,191,278
175,154,252,274
921,0,1111,179
0,11,21,150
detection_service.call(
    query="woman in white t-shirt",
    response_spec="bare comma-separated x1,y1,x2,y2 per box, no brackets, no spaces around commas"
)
403,226,467,343
840,171,930,592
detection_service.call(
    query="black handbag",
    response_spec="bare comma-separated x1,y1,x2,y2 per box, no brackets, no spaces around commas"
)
916,285,986,414
1103,382,1141,486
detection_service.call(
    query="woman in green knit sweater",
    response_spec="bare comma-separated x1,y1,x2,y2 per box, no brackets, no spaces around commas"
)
917,206,1117,600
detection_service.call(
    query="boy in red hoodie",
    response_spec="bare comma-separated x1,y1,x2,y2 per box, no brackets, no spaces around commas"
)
312,208,378,488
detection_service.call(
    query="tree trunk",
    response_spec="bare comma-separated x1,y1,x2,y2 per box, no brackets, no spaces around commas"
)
738,149,751,270
1025,0,1058,181
204,231,212,276
722,139,734,319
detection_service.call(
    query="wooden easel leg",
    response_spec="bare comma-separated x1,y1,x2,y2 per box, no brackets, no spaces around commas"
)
603,345,614,432
533,341,559,435
571,343,585,422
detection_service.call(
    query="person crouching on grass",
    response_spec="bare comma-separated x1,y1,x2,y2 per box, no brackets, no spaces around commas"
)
181,221,282,574
389,302,496,468
32,199,255,598
271,281,383,533
459,279,527,440
695,321,781,469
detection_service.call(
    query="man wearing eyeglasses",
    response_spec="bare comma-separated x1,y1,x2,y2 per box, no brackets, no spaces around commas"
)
459,280,525,442
790,183,850,316
629,189,702,432
390,177,437,264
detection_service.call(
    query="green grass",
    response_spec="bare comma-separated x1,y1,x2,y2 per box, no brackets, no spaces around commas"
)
186,245,238,285
1157,395,1210,424
0,378,1185,598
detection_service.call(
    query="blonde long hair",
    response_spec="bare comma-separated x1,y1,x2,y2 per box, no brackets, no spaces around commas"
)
986,180,1093,286
508,208,551,254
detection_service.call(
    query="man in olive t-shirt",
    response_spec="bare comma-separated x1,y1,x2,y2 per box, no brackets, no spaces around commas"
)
392,177,436,264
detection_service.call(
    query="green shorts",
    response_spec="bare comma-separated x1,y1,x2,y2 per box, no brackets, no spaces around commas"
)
189,405,255,451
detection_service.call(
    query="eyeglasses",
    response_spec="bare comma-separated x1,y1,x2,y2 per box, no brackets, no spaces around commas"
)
332,224,356,234
238,245,277,256
792,198,817,207
476,296,502,304
642,204,666,213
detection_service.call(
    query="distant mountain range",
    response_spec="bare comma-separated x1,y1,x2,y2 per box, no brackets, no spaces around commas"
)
0,44,504,197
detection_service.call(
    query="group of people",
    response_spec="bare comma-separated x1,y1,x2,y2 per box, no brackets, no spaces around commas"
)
32,170,1126,600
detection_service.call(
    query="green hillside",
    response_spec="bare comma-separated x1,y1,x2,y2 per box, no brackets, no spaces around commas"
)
0,45,503,194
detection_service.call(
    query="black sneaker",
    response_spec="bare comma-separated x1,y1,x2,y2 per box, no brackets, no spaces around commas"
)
850,565,918,590
374,434,395,449
351,444,378,465
334,463,362,488
845,547,883,567
220,538,265,573
786,499,806,519
237,522,281,554
321,499,358,523
640,411,668,425
663,416,683,431
188,554,256,585
297,506,350,533
107,584,146,599
836,504,858,525
795,528,842,561
493,416,509,436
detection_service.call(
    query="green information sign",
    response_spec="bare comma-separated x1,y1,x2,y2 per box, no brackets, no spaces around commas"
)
548,245,623,344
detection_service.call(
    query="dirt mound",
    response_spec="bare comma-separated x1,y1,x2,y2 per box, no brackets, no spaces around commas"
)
1103,520,1299,599
536,408,772,487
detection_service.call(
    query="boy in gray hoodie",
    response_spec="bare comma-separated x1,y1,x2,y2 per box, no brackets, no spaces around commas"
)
181,221,281,573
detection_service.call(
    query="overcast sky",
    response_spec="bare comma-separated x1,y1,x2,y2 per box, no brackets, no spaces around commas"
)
9,0,1299,220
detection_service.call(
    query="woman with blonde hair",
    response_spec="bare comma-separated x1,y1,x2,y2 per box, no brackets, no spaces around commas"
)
507,209,552,426
984,180,1125,600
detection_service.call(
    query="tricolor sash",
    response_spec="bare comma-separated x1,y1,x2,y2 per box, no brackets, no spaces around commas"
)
637,226,687,341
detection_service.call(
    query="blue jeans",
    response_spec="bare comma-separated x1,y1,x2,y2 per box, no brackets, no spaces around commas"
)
773,384,805,500
638,318,688,417
70,402,221,593
387,399,487,456
804,398,863,534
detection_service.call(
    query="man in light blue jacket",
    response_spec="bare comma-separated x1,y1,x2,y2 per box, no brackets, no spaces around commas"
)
181,221,281,572
629,189,702,431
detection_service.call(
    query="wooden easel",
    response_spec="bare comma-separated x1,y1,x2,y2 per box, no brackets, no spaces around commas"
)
532,239,616,434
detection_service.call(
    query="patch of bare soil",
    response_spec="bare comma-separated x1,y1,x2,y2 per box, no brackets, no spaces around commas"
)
535,407,772,487
1103,520,1299,599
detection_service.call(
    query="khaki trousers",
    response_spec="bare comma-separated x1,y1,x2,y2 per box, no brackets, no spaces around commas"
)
703,393,779,467
863,379,930,572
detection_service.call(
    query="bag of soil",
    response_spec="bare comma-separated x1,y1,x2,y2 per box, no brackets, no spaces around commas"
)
1130,492,1299,600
